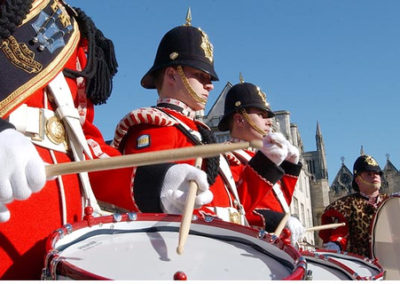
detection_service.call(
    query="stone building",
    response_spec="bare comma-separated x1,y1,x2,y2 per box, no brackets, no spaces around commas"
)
330,157,353,200
381,155,400,195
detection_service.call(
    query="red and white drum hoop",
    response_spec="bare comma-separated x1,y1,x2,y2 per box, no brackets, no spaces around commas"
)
42,213,306,280
371,194,400,280
301,249,384,280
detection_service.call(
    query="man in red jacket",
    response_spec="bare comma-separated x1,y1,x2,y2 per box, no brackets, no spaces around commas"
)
112,14,288,227
0,0,132,279
218,79,305,244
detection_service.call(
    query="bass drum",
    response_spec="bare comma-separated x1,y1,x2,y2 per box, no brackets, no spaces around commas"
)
371,194,400,280
42,212,306,280
301,250,384,280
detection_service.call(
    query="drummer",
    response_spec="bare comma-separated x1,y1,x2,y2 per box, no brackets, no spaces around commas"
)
0,0,133,279
217,78,305,244
112,12,292,232
319,154,388,258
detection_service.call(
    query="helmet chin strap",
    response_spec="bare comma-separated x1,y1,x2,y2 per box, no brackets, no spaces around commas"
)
357,175,381,194
239,108,266,136
176,65,207,104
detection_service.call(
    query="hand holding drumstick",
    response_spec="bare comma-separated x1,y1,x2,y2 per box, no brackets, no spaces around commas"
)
176,157,203,255
260,133,289,166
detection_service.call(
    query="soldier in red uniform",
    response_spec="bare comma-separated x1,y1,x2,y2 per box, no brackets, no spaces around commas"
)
112,14,287,227
319,154,388,258
0,0,132,279
218,80,304,244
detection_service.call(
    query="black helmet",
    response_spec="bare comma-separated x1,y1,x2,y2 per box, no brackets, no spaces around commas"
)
141,24,218,89
352,155,382,191
218,82,275,131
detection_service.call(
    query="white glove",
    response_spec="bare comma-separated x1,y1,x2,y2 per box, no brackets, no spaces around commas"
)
323,241,341,252
286,216,305,246
285,142,300,164
0,203,10,223
0,129,46,222
160,163,213,214
260,133,289,165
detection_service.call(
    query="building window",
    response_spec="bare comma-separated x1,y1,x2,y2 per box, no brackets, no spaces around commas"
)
307,160,315,175
292,197,299,218
299,176,303,192
304,176,309,198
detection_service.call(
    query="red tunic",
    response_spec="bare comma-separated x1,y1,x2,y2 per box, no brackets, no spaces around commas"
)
0,2,133,279
114,106,285,223
228,148,302,230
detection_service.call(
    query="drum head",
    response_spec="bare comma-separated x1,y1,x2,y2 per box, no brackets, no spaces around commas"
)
44,214,305,280
372,196,400,280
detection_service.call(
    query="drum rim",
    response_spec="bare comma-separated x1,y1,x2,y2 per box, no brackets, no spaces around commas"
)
56,261,109,280
301,249,384,280
43,212,306,280
302,254,354,280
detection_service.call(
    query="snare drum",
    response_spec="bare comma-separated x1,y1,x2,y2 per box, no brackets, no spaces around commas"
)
301,250,384,280
371,195,400,280
42,213,306,280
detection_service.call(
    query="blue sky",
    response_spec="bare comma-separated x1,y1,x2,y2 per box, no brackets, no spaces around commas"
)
68,0,400,183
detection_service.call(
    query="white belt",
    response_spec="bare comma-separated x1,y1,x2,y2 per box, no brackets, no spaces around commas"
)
272,183,290,213
8,104,68,153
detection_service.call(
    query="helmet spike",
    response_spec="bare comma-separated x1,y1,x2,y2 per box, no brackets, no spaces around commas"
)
239,72,245,83
185,8,192,26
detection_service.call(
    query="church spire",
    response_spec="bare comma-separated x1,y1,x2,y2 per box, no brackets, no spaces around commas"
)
315,121,328,179
316,121,322,137
316,121,323,152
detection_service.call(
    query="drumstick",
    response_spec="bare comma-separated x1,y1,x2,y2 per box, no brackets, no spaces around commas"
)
273,212,290,236
305,222,345,232
45,140,262,178
176,157,203,255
